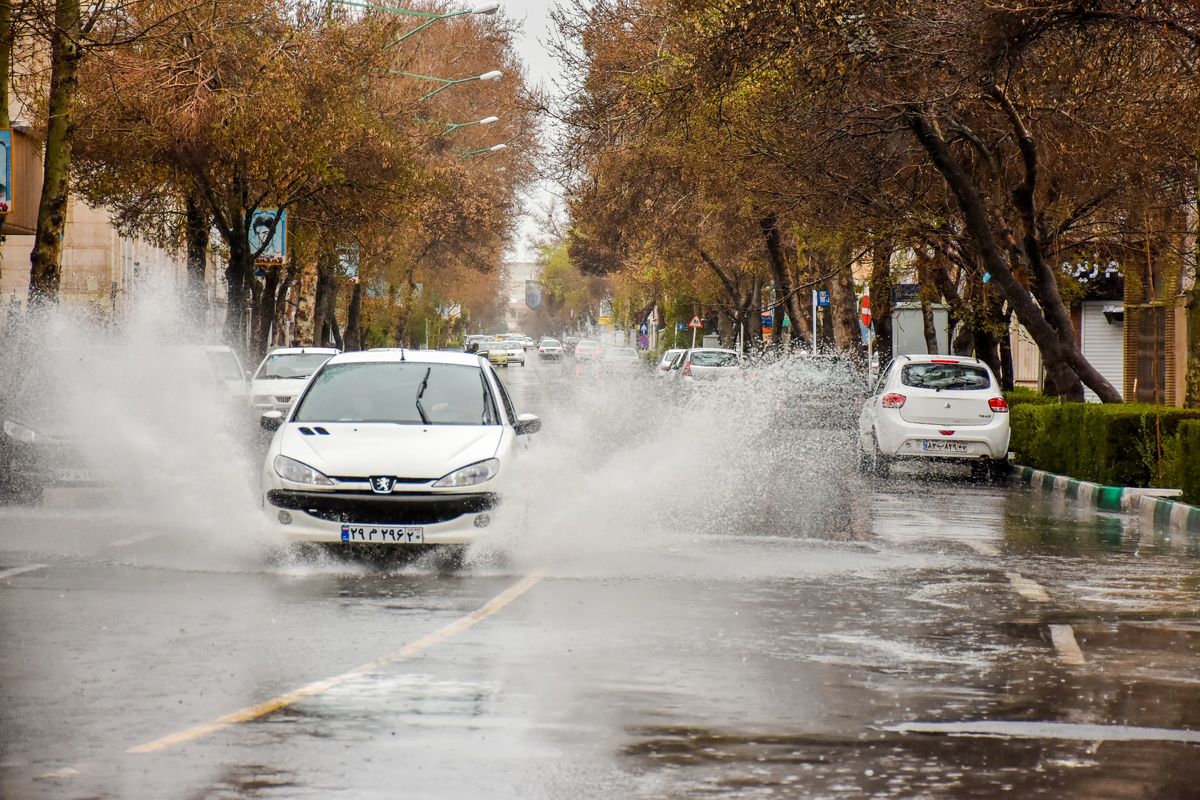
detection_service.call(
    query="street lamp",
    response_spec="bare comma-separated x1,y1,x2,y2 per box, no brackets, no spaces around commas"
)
459,142,508,158
386,69,502,100
331,2,500,46
444,115,499,134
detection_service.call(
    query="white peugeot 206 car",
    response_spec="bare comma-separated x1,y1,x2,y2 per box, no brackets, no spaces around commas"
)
857,355,1010,481
259,349,540,549
248,346,340,417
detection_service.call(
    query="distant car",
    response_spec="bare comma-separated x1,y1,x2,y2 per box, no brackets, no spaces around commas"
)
574,340,602,360
522,336,536,350
463,335,491,353
0,345,247,504
249,347,339,416
675,348,741,383
563,337,582,355
503,340,526,366
602,347,641,371
477,341,509,367
769,354,869,431
656,348,685,377
537,338,564,360
259,349,541,550
857,355,1010,480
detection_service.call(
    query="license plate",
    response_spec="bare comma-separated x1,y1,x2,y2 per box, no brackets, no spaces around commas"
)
53,468,102,483
921,440,968,453
340,524,425,543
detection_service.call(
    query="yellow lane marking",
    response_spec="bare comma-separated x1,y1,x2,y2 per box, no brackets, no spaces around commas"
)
0,563,48,580
1005,572,1051,603
128,572,544,754
107,532,164,548
1049,624,1087,666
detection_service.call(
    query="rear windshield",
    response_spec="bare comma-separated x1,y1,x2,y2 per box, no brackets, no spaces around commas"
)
901,362,991,390
691,351,739,367
294,363,500,425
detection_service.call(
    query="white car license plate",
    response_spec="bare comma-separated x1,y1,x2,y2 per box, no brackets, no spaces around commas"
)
921,440,968,453
340,525,425,543
54,468,102,483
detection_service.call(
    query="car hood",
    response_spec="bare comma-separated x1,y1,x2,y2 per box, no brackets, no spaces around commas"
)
251,378,309,398
278,423,504,480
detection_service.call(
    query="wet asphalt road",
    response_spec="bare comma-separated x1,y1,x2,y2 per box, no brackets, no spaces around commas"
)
2,355,1200,798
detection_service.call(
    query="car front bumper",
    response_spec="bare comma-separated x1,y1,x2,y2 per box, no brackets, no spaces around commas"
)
263,489,499,545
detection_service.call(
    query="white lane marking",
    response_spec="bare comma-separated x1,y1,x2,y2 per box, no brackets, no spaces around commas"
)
0,563,48,580
1005,572,1051,602
965,540,1000,557
1049,624,1087,666
106,532,164,548
35,767,80,781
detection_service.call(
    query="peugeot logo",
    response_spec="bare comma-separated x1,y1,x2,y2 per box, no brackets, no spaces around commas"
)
370,476,396,494
944,402,952,409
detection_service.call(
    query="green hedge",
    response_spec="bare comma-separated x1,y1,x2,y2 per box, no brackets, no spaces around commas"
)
1004,387,1058,408
1176,421,1200,505
1010,403,1200,490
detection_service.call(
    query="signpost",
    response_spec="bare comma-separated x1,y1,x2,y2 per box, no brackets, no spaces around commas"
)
860,295,873,380
811,290,830,348
688,314,703,348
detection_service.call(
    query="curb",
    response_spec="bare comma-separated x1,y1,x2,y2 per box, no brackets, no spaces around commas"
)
1012,466,1200,535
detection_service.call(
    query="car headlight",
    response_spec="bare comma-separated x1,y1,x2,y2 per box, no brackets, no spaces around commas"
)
2,420,37,444
273,455,334,486
433,458,499,488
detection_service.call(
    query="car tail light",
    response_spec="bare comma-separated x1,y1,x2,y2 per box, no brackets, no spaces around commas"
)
538,348,545,353
939,429,955,436
988,397,1009,413
683,361,693,377
931,359,960,364
881,392,906,408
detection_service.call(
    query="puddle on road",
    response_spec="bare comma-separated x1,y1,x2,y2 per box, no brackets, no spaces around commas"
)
884,719,1200,743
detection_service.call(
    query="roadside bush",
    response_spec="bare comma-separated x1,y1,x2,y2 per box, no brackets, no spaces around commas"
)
1005,386,1057,409
1009,403,1200,487
1175,420,1200,504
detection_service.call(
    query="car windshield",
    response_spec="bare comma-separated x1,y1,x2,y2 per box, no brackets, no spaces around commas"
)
901,362,991,390
691,351,739,367
257,352,332,380
206,350,244,382
293,362,500,425
542,339,560,346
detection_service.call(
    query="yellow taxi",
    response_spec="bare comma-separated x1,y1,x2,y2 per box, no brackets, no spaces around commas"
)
479,341,508,367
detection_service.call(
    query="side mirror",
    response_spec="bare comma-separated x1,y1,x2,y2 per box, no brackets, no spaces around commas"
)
514,412,541,436
260,410,284,432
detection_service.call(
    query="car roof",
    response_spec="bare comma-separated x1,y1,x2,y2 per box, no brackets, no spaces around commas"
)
688,348,739,355
264,347,340,356
898,354,986,365
331,349,486,367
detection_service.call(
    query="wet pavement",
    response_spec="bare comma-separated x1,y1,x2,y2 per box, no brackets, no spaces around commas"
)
1,355,1199,798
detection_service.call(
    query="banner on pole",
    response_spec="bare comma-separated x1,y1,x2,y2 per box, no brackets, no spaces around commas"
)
249,209,287,266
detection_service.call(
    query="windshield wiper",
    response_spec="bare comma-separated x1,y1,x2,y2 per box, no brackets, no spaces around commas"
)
414,367,432,425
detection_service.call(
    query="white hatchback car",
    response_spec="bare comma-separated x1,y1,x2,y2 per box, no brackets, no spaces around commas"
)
857,355,1010,480
259,350,540,548
249,347,339,416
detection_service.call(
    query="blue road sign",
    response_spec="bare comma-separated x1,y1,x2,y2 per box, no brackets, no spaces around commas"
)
816,290,831,307
638,322,648,335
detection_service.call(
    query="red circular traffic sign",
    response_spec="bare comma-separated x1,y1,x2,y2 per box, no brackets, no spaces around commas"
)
859,296,872,327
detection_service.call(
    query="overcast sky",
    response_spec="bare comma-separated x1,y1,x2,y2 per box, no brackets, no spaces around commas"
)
504,0,564,262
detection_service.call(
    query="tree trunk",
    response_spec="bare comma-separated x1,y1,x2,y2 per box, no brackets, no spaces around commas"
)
1187,157,1200,407
312,243,336,346
869,239,894,373
184,194,210,332
28,0,82,305
223,234,250,352
345,280,362,351
998,308,1015,391
759,214,810,349
273,251,298,347
0,0,12,131
251,266,278,362
829,249,862,354
905,109,1120,402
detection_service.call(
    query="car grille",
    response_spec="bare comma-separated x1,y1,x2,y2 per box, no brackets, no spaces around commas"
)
267,490,498,525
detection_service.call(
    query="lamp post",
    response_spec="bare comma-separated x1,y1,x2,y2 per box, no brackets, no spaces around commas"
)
333,1,500,47
459,142,507,158
384,69,502,100
443,115,499,135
